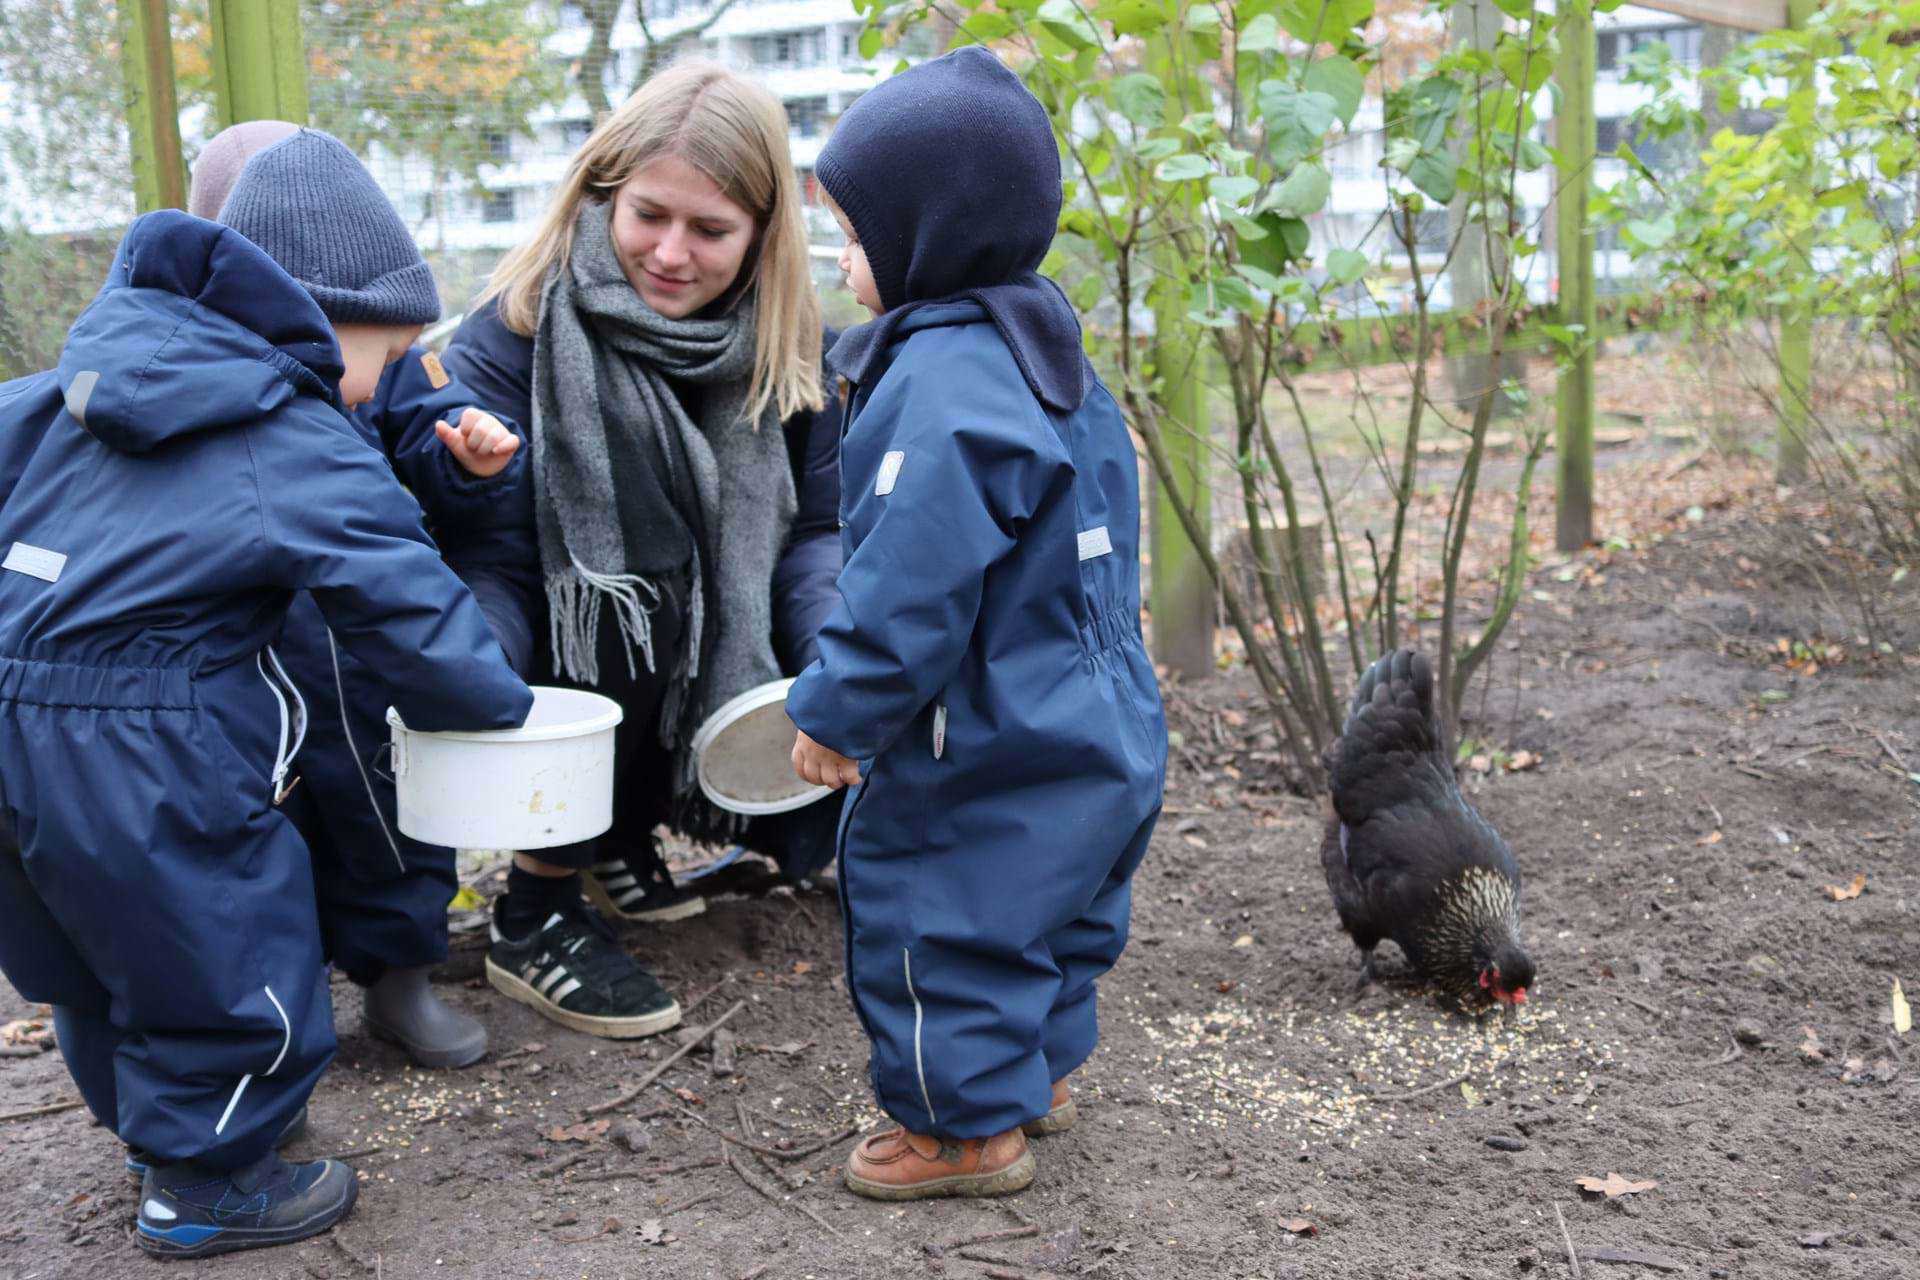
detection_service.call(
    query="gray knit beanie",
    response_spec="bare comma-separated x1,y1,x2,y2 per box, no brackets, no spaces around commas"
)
188,119,300,219
218,128,440,326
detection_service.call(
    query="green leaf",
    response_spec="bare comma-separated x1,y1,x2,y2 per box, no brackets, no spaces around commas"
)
1263,162,1332,216
1037,0,1100,50
1210,174,1261,206
1406,151,1456,203
1072,273,1105,311
1495,32,1555,93
1325,247,1368,284
1277,0,1373,44
1490,0,1535,17
1135,136,1182,161
1258,81,1339,169
858,25,885,59
1156,154,1213,182
1098,0,1167,36
1110,72,1166,127
1223,211,1269,241
1235,262,1289,294
1625,215,1675,249
1304,55,1365,127
954,12,1015,42
1187,4,1221,29
1238,13,1283,53
1240,212,1312,274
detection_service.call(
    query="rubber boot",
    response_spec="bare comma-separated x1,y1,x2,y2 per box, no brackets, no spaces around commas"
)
362,966,487,1068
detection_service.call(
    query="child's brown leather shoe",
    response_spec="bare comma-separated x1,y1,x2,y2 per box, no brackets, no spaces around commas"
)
844,1126,1034,1200
1021,1078,1077,1137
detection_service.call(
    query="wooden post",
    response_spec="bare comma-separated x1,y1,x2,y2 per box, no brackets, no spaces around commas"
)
209,0,309,129
1554,0,1596,550
118,0,186,214
1447,0,1526,420
1149,303,1213,679
1775,0,1814,483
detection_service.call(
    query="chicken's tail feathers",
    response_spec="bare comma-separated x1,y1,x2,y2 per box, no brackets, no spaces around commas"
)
1343,648,1440,743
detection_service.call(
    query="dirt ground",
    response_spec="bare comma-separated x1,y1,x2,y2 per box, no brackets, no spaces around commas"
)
2,485,1916,1280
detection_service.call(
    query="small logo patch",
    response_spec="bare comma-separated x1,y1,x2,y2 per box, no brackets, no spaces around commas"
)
875,450,905,496
3,542,66,583
1077,526,1113,561
419,351,450,390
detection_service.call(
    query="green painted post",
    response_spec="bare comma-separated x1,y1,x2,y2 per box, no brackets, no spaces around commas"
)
209,0,309,129
1149,301,1213,680
118,0,186,214
1554,0,1596,550
1776,0,1814,483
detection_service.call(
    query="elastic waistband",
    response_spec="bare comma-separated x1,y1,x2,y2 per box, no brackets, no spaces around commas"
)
1080,604,1144,658
0,657,197,710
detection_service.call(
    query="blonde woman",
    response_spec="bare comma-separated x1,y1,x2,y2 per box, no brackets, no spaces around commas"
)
443,63,841,1038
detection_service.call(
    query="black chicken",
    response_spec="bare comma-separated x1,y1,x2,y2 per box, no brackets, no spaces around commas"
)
1319,649,1534,1008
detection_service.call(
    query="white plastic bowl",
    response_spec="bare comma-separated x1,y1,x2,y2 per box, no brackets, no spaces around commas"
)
387,687,623,850
692,678,832,816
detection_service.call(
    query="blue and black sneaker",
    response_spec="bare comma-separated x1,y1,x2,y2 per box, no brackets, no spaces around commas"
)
125,1103,308,1186
135,1151,357,1259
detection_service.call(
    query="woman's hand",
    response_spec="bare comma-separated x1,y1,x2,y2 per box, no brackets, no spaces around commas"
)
792,729,862,790
434,407,522,479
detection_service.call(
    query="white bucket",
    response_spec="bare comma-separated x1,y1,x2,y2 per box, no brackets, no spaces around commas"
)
692,677,831,816
387,687,623,850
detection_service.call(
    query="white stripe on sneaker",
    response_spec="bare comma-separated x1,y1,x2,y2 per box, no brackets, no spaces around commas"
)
537,966,570,996
548,977,582,1004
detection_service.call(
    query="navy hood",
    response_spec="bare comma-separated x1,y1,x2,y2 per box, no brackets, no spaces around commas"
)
54,210,345,454
818,46,1086,413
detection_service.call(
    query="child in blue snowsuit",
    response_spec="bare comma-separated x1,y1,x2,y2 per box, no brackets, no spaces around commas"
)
186,121,538,1071
786,47,1167,1200
0,130,532,1259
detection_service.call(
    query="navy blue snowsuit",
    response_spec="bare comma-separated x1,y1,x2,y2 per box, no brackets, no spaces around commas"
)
785,303,1166,1139
0,212,532,1170
275,349,537,983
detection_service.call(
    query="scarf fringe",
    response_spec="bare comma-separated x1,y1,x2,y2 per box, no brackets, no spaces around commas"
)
546,558,661,686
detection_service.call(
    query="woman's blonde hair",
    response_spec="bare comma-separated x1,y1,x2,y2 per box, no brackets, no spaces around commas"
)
479,61,823,422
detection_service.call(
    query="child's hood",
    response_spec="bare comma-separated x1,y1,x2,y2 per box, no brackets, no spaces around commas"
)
817,47,1086,414
54,210,345,454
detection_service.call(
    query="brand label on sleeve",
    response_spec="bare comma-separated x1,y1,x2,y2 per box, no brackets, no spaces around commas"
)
875,450,905,496
3,542,66,583
419,351,451,390
1077,526,1113,561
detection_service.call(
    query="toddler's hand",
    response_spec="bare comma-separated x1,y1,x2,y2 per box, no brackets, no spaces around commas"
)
792,730,862,790
434,407,521,479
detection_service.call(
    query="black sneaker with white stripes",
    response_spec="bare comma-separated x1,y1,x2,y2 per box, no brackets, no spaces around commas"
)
581,841,707,924
485,898,683,1039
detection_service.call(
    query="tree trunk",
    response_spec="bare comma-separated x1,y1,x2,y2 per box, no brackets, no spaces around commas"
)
1446,0,1525,420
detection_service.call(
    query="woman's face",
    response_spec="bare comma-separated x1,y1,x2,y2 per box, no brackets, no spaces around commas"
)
610,155,758,319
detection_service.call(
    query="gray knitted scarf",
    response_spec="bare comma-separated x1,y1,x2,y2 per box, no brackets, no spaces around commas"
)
531,199,795,810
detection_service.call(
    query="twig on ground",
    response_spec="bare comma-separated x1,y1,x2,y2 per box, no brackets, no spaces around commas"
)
662,1190,720,1217
1700,793,1724,828
323,1145,385,1164
773,1123,863,1162
724,1148,842,1238
586,1001,747,1116
680,975,734,1020
1611,991,1666,1019
926,1224,1041,1257
983,1269,1037,1280
956,1248,1026,1266
1733,763,1774,782
533,1152,587,1180
1870,730,1910,772
1582,1247,1683,1271
327,1230,376,1274
1207,1073,1276,1109
672,1098,797,1161
1555,1203,1583,1280
736,1098,806,1192
0,1099,83,1123
570,1155,724,1185
1367,1070,1472,1104
552,1216,620,1245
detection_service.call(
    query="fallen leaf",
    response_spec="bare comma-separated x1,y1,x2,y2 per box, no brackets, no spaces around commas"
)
1575,1172,1658,1199
1460,1081,1483,1107
0,1019,51,1048
1696,830,1723,846
791,961,813,976
1232,934,1254,948
1822,874,1866,901
1469,753,1491,774
1217,980,1235,994
672,1087,704,1106
448,886,487,912
1894,979,1911,1036
637,1218,665,1245
547,1119,611,1144
1280,1218,1318,1237
1797,1026,1827,1062
1800,1231,1835,1249
1504,749,1541,772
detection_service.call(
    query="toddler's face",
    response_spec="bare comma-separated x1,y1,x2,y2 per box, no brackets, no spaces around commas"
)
610,155,758,320
826,197,882,316
334,324,425,407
